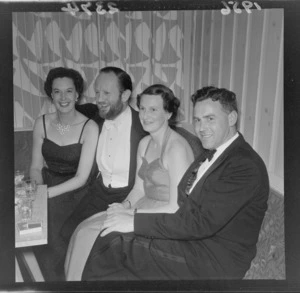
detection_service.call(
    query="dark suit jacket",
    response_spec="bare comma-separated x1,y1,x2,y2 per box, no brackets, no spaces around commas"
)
134,133,269,279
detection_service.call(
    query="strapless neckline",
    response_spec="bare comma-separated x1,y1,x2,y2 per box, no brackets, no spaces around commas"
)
44,137,82,148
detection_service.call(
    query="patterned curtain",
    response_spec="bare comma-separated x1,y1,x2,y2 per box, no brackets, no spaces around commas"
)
13,11,188,130
13,9,284,193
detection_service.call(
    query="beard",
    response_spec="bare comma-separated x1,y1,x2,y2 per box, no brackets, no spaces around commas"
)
98,98,125,120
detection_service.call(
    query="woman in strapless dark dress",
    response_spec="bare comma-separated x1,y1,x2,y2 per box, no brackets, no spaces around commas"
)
29,67,99,280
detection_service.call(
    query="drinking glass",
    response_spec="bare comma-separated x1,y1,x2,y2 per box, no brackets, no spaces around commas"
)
24,179,37,199
15,170,25,187
18,198,33,222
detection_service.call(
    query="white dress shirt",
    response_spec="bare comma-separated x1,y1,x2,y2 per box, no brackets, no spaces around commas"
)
96,106,132,188
189,132,239,193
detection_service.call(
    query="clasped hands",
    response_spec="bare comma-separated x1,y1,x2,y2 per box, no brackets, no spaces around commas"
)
100,202,135,237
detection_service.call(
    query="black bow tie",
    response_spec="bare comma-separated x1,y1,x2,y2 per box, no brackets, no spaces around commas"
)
203,149,216,162
184,149,216,195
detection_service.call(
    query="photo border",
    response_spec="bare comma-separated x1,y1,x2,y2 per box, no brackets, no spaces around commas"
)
1,0,299,291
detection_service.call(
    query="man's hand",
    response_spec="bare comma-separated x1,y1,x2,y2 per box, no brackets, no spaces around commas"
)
100,209,134,237
107,203,128,215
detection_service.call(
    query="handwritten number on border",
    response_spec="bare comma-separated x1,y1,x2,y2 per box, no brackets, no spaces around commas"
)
221,1,262,15
62,1,119,16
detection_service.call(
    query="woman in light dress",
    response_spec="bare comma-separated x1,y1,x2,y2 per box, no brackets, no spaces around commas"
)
65,84,194,280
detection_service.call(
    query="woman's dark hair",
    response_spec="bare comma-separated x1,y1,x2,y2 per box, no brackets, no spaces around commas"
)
99,66,133,93
191,86,238,114
44,67,84,100
137,84,180,127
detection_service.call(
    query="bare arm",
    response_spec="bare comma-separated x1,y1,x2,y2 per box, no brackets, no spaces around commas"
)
47,120,99,198
30,116,45,184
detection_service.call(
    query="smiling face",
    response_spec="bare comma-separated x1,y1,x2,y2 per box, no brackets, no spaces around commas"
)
193,98,237,150
51,77,78,113
94,72,129,120
139,94,171,133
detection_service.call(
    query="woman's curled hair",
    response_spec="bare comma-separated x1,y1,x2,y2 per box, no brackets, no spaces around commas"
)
137,84,180,127
44,67,84,100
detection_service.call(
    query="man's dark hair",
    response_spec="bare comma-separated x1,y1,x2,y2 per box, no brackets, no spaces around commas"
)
136,84,180,127
99,66,133,93
44,67,84,100
191,86,238,115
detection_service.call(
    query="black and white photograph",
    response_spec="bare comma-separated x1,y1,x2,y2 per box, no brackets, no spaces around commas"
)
0,0,299,292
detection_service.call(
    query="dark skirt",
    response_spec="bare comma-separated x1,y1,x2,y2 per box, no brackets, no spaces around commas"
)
33,167,96,281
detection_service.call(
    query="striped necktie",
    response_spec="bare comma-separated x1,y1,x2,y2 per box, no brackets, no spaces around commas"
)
185,149,216,195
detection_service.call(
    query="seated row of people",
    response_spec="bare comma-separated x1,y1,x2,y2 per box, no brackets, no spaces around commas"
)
29,66,269,281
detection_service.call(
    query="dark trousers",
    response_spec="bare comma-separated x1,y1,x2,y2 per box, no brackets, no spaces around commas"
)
81,232,216,281
82,230,252,281
60,176,132,244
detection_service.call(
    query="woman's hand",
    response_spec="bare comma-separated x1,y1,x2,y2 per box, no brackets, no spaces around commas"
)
100,209,134,237
47,187,56,199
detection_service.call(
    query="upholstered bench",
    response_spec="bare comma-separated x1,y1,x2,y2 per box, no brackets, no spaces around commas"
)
14,130,33,177
244,189,285,279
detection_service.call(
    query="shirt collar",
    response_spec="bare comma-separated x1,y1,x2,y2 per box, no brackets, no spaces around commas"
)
215,132,239,155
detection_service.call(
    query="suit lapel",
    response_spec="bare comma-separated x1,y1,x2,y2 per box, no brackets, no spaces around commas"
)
95,115,104,131
178,152,209,205
129,107,136,185
128,107,144,186
187,133,246,200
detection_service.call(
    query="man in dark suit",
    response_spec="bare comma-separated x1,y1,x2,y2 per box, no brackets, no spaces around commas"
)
60,67,148,243
82,86,269,280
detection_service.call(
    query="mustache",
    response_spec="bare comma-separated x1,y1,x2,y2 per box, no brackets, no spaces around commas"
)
97,102,108,107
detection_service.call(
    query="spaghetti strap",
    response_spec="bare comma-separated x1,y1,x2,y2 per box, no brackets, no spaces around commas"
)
78,119,91,143
159,127,172,165
143,136,152,157
143,127,172,164
42,114,47,139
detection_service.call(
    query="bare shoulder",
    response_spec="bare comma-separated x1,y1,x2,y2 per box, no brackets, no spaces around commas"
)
34,113,55,130
82,120,99,142
32,115,44,136
138,135,151,152
169,130,192,150
166,130,194,159
35,112,54,123
139,135,151,147
34,114,43,126
85,118,98,132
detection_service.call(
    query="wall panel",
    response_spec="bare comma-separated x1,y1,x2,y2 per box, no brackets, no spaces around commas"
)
210,10,222,86
200,10,212,88
242,11,264,146
256,9,283,166
220,10,234,90
232,13,247,112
